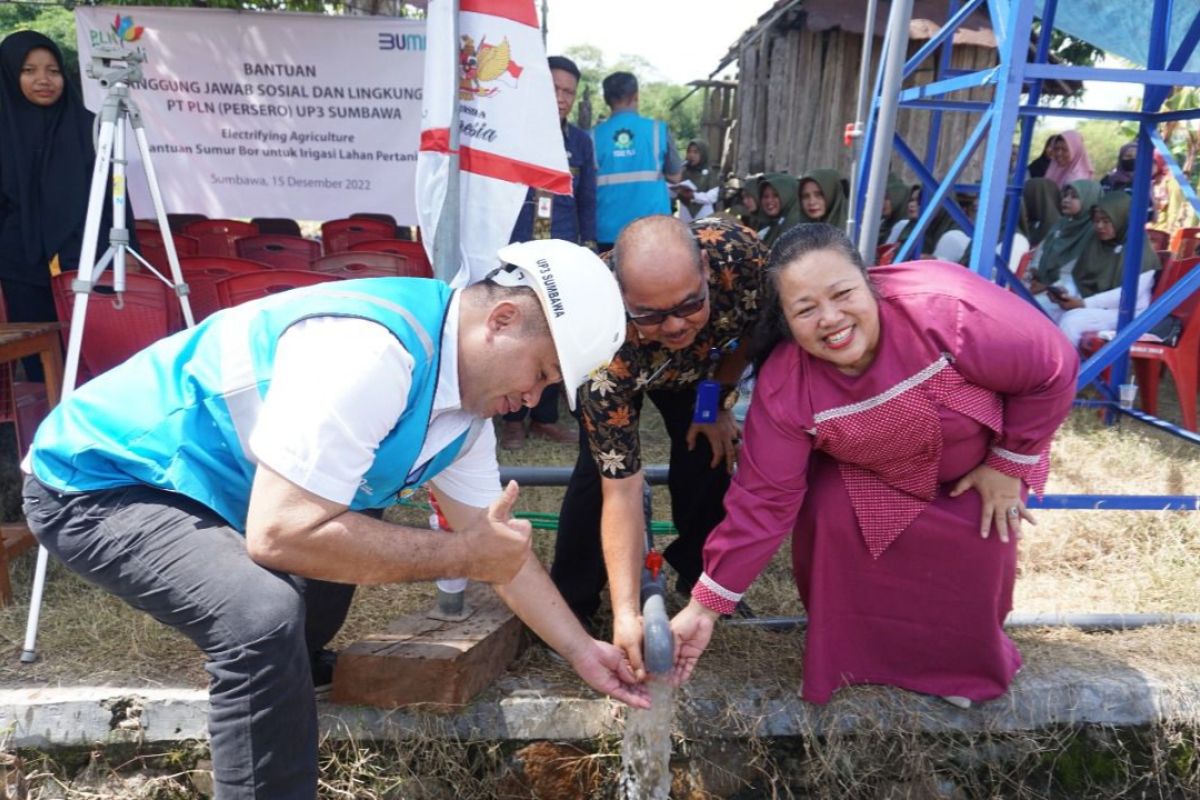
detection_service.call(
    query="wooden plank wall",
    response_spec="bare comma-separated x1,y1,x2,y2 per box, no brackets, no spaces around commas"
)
731,27,996,190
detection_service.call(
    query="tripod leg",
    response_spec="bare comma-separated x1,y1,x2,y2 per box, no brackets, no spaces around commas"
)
20,108,120,664
127,100,196,328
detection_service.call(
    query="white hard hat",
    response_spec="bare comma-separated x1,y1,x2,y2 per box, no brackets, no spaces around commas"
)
492,240,626,410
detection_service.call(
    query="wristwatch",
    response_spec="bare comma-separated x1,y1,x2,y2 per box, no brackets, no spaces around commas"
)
721,387,740,411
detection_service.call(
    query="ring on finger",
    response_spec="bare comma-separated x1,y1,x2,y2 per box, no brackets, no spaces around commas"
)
1006,505,1021,518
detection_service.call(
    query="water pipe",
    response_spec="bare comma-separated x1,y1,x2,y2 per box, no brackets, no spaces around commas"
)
498,465,669,486
725,612,1200,633
640,482,674,675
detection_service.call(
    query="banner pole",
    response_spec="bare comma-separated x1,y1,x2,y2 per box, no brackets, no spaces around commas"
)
432,0,462,284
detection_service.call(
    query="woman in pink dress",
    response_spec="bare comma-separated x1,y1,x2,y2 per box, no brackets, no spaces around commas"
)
669,223,1078,706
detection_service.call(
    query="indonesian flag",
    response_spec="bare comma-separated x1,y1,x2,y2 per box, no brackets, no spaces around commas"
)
417,0,571,287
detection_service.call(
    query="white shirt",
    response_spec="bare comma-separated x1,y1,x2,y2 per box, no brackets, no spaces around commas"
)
250,291,500,509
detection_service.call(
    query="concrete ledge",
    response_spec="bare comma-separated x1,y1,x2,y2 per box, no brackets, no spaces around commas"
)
4,659,1199,749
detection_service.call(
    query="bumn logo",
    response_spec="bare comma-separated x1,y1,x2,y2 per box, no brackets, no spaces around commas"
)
378,32,426,51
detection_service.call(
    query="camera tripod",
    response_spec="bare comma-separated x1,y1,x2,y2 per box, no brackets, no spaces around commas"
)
21,47,197,663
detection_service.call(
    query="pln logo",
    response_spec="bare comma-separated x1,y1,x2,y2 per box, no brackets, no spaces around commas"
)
458,34,522,100
111,15,145,43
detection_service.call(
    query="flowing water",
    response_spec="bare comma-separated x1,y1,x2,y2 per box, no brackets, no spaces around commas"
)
619,678,676,800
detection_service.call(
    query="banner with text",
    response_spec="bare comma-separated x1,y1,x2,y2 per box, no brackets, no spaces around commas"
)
74,6,425,222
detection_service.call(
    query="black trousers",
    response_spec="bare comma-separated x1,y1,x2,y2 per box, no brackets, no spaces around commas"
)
551,386,732,620
23,477,358,799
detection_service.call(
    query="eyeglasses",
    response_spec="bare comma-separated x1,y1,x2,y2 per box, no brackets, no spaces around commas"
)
626,285,709,326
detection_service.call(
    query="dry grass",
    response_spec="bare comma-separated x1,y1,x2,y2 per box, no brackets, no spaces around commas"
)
0,396,1198,798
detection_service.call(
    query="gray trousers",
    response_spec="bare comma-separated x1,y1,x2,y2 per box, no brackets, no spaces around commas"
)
22,476,357,800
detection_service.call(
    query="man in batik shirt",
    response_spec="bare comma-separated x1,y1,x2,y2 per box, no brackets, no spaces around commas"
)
551,215,768,677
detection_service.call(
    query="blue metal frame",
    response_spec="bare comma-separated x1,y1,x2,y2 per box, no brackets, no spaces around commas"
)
854,0,1200,511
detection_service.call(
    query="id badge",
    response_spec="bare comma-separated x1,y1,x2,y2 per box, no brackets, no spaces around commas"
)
693,378,720,424
536,195,553,219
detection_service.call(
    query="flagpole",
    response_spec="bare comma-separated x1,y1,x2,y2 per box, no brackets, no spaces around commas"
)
432,0,461,284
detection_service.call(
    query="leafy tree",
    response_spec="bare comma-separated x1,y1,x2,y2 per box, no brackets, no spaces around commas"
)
1029,23,1104,106
0,4,79,83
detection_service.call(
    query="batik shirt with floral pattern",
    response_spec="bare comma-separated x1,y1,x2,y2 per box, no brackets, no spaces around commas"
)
580,218,768,479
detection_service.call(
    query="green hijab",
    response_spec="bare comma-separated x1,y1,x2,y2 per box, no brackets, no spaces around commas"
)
880,177,911,242
759,173,802,248
681,139,720,219
798,168,849,230
1033,179,1101,286
1022,178,1062,247
733,175,766,231
1074,190,1160,298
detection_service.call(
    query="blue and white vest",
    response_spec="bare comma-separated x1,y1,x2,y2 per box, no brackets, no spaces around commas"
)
593,109,671,243
29,278,468,532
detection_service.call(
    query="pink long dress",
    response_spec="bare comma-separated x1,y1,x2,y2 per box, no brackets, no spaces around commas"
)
693,261,1079,705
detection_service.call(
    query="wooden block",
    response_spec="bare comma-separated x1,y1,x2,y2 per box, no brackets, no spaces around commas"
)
0,523,36,607
329,582,524,710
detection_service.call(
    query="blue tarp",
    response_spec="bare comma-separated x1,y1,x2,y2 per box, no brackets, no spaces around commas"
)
1049,1,1200,70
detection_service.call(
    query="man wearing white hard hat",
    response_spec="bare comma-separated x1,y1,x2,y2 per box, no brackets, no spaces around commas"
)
21,239,638,799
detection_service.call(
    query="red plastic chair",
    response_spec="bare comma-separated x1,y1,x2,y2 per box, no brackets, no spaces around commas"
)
1170,226,1200,259
320,218,396,254
215,270,341,309
179,257,271,321
875,242,899,266
134,219,159,231
311,252,415,278
0,286,50,458
51,271,175,381
183,219,260,258
1127,256,1200,431
348,239,433,277
138,229,200,274
235,235,322,271
1080,256,1200,430
1014,250,1034,282
1145,228,1170,252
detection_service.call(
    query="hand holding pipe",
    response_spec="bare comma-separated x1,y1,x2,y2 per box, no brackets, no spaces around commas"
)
640,482,674,675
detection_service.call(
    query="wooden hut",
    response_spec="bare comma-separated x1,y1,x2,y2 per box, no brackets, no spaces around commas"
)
715,0,1074,184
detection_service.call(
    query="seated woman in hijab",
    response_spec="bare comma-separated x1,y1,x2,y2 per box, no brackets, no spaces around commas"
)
878,177,912,245
758,173,803,248
1044,131,1094,190
668,223,1078,708
1022,178,1061,248
931,193,1030,274
1028,179,1102,320
0,31,131,381
1100,142,1138,193
927,193,975,261
674,139,721,223
1027,136,1055,179
797,169,849,231
885,184,922,246
1051,191,1162,347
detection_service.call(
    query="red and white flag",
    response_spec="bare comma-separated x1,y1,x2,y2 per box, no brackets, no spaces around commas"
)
417,0,571,287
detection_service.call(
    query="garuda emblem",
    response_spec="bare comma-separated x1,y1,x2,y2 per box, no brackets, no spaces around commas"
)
459,34,524,99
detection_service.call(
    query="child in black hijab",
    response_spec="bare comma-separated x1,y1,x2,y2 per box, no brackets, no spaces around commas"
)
0,31,128,380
